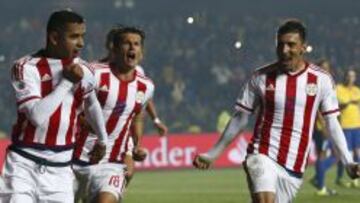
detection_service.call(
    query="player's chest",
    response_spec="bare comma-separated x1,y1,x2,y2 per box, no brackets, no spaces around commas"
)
96,80,146,114
259,75,320,110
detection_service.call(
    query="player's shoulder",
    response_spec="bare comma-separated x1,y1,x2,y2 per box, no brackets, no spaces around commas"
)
254,62,278,75
250,62,278,80
307,63,332,78
136,71,154,87
11,55,41,79
13,55,39,68
135,65,145,76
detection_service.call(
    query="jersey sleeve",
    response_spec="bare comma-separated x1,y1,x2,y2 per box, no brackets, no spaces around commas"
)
143,82,154,109
320,75,340,117
11,61,41,111
79,62,96,98
234,74,259,114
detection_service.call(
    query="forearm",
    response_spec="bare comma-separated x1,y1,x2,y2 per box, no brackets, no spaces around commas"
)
207,111,249,160
84,91,108,145
25,80,74,126
145,99,157,120
132,111,144,147
325,115,354,165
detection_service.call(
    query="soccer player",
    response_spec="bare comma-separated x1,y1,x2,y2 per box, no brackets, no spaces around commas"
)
193,20,360,203
0,10,108,203
72,26,154,203
100,26,168,136
335,69,360,188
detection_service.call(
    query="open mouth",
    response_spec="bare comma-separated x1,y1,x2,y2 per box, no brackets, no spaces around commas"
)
127,52,136,60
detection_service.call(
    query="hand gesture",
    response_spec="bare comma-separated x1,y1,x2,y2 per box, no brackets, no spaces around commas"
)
346,163,360,179
154,122,168,136
193,154,213,170
88,142,106,163
133,147,147,162
63,63,83,83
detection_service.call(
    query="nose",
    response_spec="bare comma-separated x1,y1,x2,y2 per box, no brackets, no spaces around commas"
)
77,37,84,49
279,44,290,55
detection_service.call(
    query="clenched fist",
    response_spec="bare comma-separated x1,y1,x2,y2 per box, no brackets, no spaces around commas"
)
193,154,212,170
133,147,147,162
63,63,83,83
346,163,360,179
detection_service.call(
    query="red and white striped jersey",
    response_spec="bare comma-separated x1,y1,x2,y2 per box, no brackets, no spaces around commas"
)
73,62,154,165
10,54,95,154
235,62,339,173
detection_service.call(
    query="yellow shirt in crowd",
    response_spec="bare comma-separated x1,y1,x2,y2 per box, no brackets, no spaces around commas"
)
336,84,360,129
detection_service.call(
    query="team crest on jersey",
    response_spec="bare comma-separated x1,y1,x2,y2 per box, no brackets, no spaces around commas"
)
305,83,318,96
136,91,145,103
13,80,26,90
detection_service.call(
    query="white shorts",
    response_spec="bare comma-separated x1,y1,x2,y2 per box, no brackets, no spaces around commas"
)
244,154,303,203
73,163,126,202
0,151,75,203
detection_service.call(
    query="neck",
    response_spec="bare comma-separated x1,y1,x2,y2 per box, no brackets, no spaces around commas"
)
281,60,306,74
43,46,63,59
111,62,135,81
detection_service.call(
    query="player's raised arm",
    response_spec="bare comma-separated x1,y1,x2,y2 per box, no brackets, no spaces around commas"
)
14,62,82,126
193,111,249,169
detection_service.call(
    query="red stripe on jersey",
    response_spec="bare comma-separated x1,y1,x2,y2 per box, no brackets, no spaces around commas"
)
322,109,339,116
97,73,110,107
106,82,129,135
37,58,53,96
259,72,276,154
22,58,52,144
277,75,298,165
17,96,41,106
65,87,83,144
120,81,147,160
45,105,62,146
110,81,147,162
294,73,317,172
37,58,61,146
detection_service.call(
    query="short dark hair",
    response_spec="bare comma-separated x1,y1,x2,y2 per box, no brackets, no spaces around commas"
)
111,26,146,48
277,20,306,42
47,10,84,33
105,25,124,50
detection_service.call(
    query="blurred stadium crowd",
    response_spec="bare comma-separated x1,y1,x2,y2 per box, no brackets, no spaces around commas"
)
0,0,359,135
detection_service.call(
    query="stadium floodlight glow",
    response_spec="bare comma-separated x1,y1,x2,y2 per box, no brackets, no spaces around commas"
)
306,45,313,53
234,41,242,49
187,17,194,24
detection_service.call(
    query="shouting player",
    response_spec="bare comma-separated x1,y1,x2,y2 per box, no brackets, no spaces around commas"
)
72,26,154,203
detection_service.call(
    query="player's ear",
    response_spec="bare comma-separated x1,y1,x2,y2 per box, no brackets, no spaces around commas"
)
301,42,307,54
48,31,59,46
